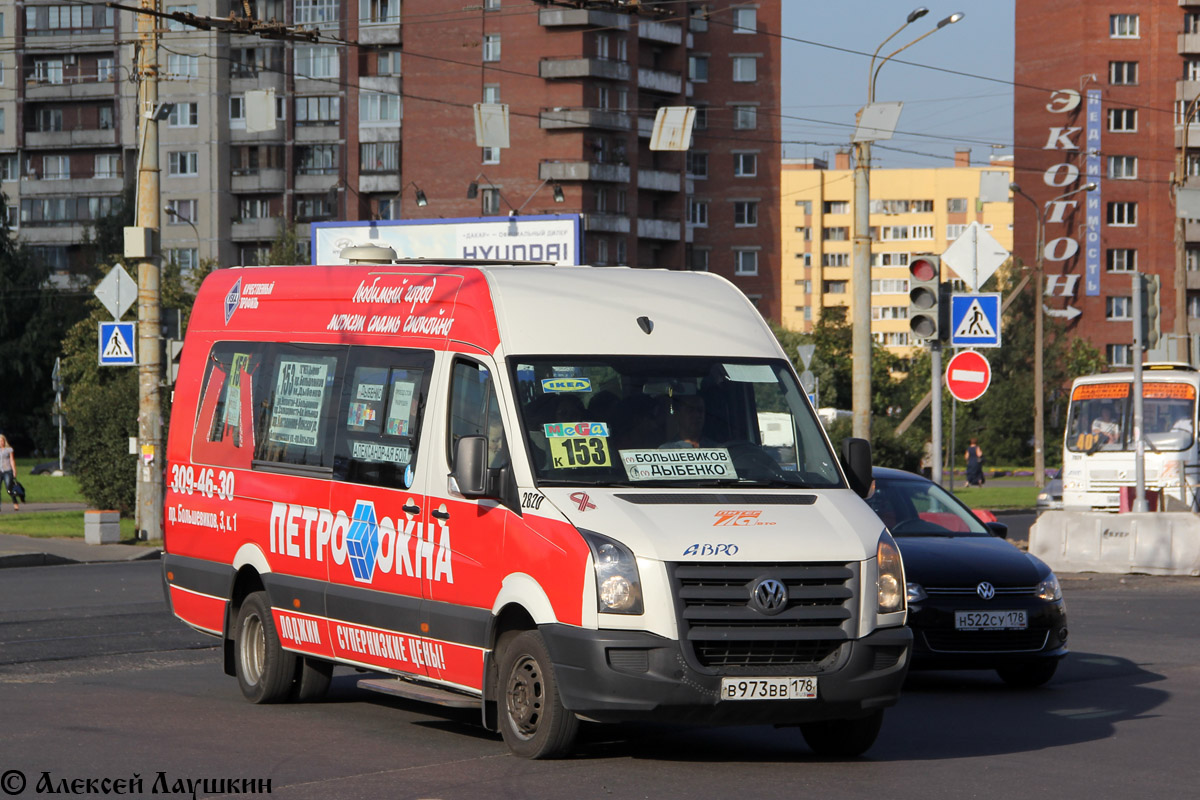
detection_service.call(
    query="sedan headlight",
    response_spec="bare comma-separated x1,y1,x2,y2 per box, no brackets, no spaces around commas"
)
580,530,643,615
877,530,905,614
1036,573,1062,601
906,582,927,603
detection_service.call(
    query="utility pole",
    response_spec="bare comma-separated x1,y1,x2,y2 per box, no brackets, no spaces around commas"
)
135,0,163,541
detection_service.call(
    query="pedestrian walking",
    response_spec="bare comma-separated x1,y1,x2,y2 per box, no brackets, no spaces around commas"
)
965,438,985,487
0,434,18,511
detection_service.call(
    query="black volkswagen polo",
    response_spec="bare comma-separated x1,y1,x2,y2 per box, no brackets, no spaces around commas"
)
867,467,1068,687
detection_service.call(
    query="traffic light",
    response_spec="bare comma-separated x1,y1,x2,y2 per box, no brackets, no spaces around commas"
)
908,255,944,341
1140,274,1162,350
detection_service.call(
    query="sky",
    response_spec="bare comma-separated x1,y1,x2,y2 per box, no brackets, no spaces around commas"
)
779,1,1016,168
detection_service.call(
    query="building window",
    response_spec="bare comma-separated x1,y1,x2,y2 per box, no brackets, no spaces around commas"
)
823,200,850,214
1190,295,1200,318
229,96,246,127
1189,60,1200,82
360,92,400,123
297,145,338,175
166,247,199,271
947,197,968,213
687,199,708,227
732,105,757,130
732,7,756,33
595,32,610,60
824,280,848,294
168,151,199,177
1188,12,1200,34
1107,155,1137,179
36,108,63,132
733,201,758,227
596,238,608,265
823,227,849,241
795,200,812,214
482,34,501,62
296,95,340,125
871,279,909,294
823,253,849,267
873,332,911,347
693,104,708,130
871,252,910,267
1107,344,1132,367
1107,201,1137,226
294,0,338,25
616,189,627,213
0,155,18,181
94,153,121,179
360,0,399,24
946,224,967,240
879,226,909,241
237,196,271,220
732,56,757,82
734,249,758,276
167,53,199,79
1110,14,1138,38
168,102,198,127
686,150,708,179
688,55,709,82
1109,61,1137,85
733,152,757,177
42,155,70,180
1106,296,1132,320
296,194,335,221
165,4,198,30
1188,248,1200,271
295,46,338,79
871,306,908,320
361,142,399,173
689,5,708,32
482,188,501,215
795,226,811,240
376,51,400,75
1108,108,1137,132
689,247,710,271
166,198,197,223
911,225,934,239
34,59,63,84
1107,248,1137,272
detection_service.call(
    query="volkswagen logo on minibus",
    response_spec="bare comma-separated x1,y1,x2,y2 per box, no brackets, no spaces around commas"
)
751,577,788,615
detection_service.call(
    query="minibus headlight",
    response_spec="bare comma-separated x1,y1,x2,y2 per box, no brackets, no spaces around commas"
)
877,530,906,614
580,531,644,615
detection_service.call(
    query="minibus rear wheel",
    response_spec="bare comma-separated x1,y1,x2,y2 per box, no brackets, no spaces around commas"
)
235,591,297,703
497,630,579,758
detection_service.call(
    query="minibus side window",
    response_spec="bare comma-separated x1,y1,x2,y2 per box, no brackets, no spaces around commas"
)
333,347,433,488
254,344,342,470
191,343,261,469
448,359,508,469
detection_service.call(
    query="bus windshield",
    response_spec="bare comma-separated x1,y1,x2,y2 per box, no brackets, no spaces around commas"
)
509,356,843,489
1066,381,1196,453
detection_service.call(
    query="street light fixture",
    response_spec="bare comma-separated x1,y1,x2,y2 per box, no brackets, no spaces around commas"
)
163,204,199,242
851,9,964,441
1010,180,1097,489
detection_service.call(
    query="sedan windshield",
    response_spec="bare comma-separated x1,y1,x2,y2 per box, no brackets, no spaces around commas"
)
867,476,990,537
509,356,842,489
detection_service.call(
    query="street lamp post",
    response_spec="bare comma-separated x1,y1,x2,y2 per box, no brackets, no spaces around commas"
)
1173,95,1200,364
851,9,963,441
1010,181,1097,490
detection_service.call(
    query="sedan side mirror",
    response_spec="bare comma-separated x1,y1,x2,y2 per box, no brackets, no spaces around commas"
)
985,521,1009,540
840,437,872,499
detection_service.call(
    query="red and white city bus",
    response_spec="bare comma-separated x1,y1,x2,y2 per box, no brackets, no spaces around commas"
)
163,258,911,758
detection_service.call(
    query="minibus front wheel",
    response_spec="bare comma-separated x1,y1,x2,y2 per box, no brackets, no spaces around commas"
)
234,591,297,703
497,629,579,759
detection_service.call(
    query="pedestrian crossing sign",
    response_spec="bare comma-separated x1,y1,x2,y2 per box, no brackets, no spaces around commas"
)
99,321,136,366
949,293,1001,348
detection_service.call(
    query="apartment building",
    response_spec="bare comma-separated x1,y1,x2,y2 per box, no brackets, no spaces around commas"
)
1014,1,1199,366
781,150,1014,353
4,0,781,318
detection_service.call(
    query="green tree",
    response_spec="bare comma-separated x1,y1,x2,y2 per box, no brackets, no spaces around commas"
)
266,222,306,265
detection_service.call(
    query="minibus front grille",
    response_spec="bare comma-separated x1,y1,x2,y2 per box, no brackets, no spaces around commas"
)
668,562,857,673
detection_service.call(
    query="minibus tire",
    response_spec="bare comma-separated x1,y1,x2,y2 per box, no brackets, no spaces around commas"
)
234,591,297,704
293,657,333,702
497,630,579,759
799,709,884,758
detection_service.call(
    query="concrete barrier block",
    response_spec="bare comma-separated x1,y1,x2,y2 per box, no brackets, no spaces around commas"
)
1030,510,1200,576
84,510,121,545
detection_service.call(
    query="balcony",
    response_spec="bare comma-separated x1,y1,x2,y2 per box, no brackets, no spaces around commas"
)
638,115,654,139
539,161,630,183
1182,33,1200,54
360,23,401,46
540,108,632,132
1175,124,1200,148
361,75,401,94
231,217,280,240
1187,270,1200,290
24,129,119,148
21,176,124,196
637,20,683,45
232,168,285,193
24,79,119,101
637,217,682,240
295,173,337,192
359,174,400,194
539,8,628,29
638,67,682,95
539,57,630,81
583,213,631,234
637,169,681,192
295,125,343,143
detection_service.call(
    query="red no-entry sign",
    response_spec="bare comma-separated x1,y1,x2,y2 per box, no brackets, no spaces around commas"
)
945,350,992,402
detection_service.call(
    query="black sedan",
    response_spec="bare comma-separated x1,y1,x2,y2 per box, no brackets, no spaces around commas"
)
867,467,1068,687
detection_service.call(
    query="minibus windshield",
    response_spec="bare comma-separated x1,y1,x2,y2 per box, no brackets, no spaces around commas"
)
509,356,843,489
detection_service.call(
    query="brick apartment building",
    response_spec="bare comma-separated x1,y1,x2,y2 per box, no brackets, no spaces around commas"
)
3,0,781,318
1015,0,1200,366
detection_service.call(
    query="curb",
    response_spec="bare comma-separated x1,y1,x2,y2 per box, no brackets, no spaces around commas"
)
0,548,162,569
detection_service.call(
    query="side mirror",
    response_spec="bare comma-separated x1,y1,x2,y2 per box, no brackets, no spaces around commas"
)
840,437,872,499
453,435,488,497
985,521,1009,540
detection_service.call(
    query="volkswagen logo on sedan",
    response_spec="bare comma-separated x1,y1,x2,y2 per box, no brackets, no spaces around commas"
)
751,578,788,615
976,581,996,600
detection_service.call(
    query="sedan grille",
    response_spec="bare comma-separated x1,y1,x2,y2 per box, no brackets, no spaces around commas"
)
923,629,1049,653
669,562,857,673
924,585,1040,597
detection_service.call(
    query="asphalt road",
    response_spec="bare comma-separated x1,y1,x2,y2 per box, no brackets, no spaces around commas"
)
1,560,1196,799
